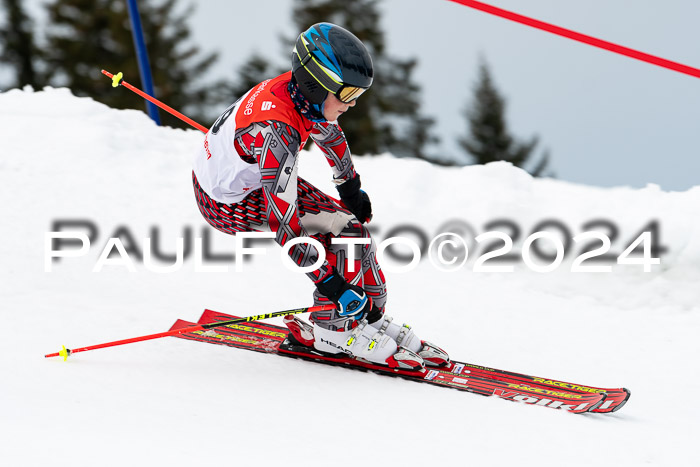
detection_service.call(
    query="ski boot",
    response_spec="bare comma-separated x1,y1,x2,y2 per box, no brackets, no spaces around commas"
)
313,319,425,371
368,315,450,367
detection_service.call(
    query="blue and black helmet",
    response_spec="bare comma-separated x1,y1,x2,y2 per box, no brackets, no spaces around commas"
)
292,23,373,106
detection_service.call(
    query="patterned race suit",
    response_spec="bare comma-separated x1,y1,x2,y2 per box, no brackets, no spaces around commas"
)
192,72,386,330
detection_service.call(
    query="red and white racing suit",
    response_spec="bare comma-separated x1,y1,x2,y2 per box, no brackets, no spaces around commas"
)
192,72,386,330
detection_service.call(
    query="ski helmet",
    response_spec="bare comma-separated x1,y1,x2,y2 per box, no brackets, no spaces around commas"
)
292,23,373,106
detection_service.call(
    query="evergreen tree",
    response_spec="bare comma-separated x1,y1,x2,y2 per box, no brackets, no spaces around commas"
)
226,53,277,101
288,0,439,159
0,0,43,89
460,59,552,177
43,0,219,128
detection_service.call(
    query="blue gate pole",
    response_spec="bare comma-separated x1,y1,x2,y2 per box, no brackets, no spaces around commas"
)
125,0,161,125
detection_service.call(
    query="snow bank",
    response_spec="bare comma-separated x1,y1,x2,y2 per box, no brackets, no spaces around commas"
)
1,88,698,466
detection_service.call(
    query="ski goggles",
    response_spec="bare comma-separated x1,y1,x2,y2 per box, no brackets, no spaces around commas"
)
336,85,368,103
294,36,369,103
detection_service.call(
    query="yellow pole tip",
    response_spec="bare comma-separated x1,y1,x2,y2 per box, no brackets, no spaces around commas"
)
58,345,71,362
112,72,124,88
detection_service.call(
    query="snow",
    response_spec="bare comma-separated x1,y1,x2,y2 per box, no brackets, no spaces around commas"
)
1,87,699,466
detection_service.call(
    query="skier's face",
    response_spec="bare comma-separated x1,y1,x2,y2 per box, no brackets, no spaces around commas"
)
323,92,357,122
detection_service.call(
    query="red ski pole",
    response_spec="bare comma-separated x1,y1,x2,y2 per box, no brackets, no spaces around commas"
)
101,69,350,209
45,304,334,361
101,69,210,133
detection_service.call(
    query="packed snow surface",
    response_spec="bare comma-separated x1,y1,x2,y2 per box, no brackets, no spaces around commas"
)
1,88,699,466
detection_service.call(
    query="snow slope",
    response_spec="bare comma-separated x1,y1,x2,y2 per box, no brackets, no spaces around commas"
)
1,88,699,466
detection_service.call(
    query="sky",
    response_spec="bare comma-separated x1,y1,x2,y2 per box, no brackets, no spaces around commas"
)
7,0,700,191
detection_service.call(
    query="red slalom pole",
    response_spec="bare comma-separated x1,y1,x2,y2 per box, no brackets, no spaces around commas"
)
447,0,700,80
101,69,210,133
45,304,334,361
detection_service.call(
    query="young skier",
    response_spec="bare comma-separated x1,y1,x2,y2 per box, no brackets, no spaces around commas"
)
192,22,448,370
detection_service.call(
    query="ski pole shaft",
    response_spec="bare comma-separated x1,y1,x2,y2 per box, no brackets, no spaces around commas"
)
101,69,209,134
101,70,349,208
45,304,334,360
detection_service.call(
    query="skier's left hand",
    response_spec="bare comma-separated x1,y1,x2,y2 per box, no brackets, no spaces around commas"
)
336,175,372,223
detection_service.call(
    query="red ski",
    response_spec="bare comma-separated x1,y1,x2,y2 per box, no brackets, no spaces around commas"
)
451,362,630,414
169,309,628,414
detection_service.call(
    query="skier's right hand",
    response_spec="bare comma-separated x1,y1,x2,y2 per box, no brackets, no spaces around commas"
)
315,268,371,319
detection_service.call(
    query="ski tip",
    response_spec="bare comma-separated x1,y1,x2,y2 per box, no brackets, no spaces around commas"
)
610,388,632,413
588,392,608,413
